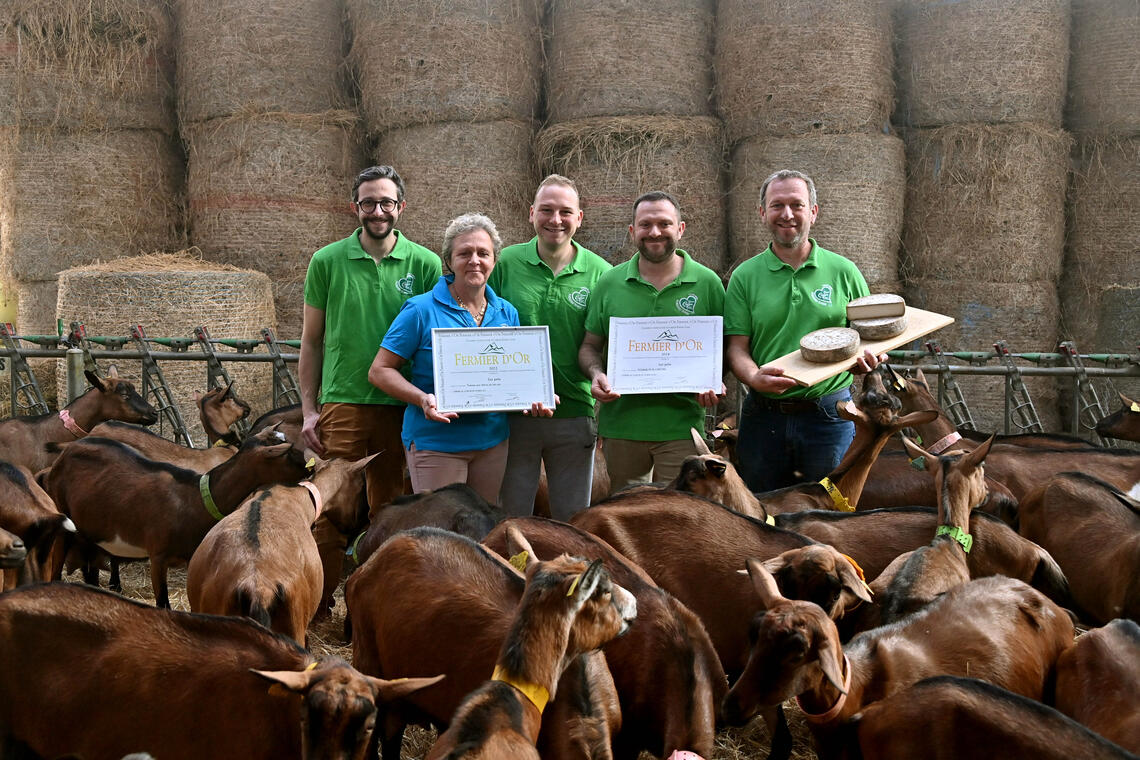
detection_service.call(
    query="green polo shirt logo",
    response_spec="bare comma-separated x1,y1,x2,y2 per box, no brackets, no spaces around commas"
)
676,293,698,315
397,273,416,295
811,284,833,306
567,286,590,311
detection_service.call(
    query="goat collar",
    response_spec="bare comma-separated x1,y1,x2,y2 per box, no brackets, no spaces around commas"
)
491,665,549,715
926,430,962,455
199,474,224,521
797,654,852,724
936,524,973,553
818,477,854,512
299,480,323,521
58,409,88,437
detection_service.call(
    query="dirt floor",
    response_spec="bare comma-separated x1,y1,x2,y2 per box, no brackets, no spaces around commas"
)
90,562,820,760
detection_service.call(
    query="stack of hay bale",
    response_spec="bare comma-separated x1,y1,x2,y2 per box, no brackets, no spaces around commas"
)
895,0,1072,432
537,0,724,269
55,252,275,446
1060,0,1139,403
348,0,541,252
0,0,183,408
717,0,901,289
175,0,362,338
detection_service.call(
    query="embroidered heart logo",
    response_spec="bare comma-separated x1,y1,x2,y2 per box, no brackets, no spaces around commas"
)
396,273,415,295
567,287,590,310
811,284,833,306
676,294,698,315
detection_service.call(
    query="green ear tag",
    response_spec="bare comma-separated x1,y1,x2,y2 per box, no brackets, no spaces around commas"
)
508,551,528,573
909,457,926,471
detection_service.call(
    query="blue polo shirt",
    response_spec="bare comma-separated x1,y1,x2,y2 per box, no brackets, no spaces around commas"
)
381,275,520,452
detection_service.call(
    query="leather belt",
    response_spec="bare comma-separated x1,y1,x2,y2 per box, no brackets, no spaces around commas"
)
751,396,821,414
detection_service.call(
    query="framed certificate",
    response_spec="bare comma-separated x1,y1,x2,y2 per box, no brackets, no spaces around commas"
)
432,326,556,413
606,316,723,395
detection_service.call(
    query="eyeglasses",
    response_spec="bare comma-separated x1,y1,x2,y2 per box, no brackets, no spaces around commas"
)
356,197,399,214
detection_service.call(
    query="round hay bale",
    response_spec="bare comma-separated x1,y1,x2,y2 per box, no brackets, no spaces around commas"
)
545,0,714,122
906,277,1061,433
537,116,726,272
1064,136,1139,289
174,0,346,123
0,127,184,283
0,0,174,131
14,278,57,335
55,252,277,446
894,0,1070,127
185,111,364,339
346,0,541,133
716,0,892,142
1066,0,1140,135
374,119,537,254
726,133,904,290
900,123,1071,283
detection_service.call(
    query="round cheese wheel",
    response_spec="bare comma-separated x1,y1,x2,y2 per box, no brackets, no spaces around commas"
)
851,313,908,340
846,293,906,320
800,327,860,363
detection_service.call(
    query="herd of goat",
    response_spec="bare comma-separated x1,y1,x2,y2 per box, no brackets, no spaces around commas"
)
0,363,1138,760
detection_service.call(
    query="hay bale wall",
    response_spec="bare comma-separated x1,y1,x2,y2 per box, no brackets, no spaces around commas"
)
900,124,1071,283
14,278,56,335
716,0,893,142
1060,136,1140,350
545,0,715,122
347,0,541,133
0,0,174,131
0,127,184,282
538,117,726,272
894,0,1070,128
55,253,276,446
374,119,537,253
1066,0,1140,135
174,0,346,124
726,133,904,289
185,111,363,338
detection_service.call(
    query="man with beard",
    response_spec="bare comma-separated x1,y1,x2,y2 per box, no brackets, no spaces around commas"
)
725,169,879,493
578,190,724,492
299,164,441,615
489,175,611,519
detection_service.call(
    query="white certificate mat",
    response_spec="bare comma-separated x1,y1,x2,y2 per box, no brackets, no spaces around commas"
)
606,316,723,395
432,326,556,413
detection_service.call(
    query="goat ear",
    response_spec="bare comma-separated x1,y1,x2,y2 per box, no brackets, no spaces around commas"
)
835,555,874,606
817,638,848,695
896,410,939,429
690,427,711,455
707,458,727,478
84,370,108,391
836,400,866,424
963,434,995,470
251,666,316,694
193,390,203,402
915,368,928,386
745,557,784,608
901,435,937,471
504,525,537,567
370,674,444,703
350,451,382,473
572,558,605,602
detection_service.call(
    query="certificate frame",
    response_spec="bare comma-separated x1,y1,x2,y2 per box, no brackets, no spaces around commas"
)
606,316,723,395
432,326,556,413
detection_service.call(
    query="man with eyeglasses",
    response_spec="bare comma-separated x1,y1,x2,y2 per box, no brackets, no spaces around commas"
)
299,164,441,616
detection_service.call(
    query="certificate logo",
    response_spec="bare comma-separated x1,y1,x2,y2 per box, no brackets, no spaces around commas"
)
655,330,680,341
567,287,590,310
481,343,506,355
396,273,416,295
676,294,698,315
811,284,833,306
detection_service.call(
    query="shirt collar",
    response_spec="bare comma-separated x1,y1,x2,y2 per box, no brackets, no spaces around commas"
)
764,238,820,271
435,273,504,310
522,237,585,274
625,250,697,284
346,228,408,261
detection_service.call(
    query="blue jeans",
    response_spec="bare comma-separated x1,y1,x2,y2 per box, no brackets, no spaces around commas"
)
737,387,856,493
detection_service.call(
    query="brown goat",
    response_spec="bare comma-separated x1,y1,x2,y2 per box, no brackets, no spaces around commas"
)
1018,472,1140,624
667,429,768,520
844,675,1138,760
721,564,1074,759
1054,619,1140,753
188,454,376,643
194,382,251,446
425,527,637,760
0,582,441,760
1097,392,1140,443
0,459,74,589
88,420,236,472
0,527,26,591
872,435,994,624
48,425,308,608
0,368,157,472
483,516,728,760
348,526,631,760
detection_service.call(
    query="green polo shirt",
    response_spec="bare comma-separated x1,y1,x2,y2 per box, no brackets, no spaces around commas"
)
584,250,725,441
489,238,612,419
724,239,869,399
304,228,442,405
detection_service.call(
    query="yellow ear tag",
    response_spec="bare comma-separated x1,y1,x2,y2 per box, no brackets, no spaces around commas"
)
1131,402,1140,413
305,661,318,671
305,457,316,471
508,551,528,573
566,574,581,597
